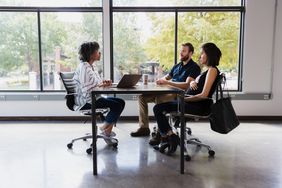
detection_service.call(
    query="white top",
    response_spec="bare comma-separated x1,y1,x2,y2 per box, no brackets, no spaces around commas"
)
73,61,102,111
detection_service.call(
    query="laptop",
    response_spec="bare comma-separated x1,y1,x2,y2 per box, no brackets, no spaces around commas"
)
111,74,142,88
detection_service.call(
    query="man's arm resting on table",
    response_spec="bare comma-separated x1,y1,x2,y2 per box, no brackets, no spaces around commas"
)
157,76,195,91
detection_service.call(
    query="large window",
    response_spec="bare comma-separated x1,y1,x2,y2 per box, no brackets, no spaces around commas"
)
0,0,244,92
0,1,102,91
112,0,244,90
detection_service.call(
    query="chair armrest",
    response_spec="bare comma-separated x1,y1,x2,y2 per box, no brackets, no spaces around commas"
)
65,93,78,96
80,108,109,116
169,111,210,120
184,95,213,103
185,94,213,100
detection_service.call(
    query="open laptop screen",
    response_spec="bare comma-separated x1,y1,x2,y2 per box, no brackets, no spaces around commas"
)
111,74,141,88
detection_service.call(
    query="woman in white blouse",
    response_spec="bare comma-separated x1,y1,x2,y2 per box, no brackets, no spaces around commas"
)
73,41,125,137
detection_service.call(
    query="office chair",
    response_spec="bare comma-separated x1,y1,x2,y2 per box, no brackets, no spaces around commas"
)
154,73,225,161
59,72,118,154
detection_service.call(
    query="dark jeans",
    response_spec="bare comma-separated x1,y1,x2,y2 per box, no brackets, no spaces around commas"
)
81,97,125,124
153,100,212,135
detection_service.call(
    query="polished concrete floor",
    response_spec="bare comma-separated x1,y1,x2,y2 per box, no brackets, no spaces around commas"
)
0,121,282,188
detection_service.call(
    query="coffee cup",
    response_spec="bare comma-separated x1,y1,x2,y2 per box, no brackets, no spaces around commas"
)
143,74,148,85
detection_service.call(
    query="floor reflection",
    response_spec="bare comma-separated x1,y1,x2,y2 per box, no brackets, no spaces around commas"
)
1,122,282,188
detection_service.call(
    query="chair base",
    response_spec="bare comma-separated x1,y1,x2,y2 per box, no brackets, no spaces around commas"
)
67,133,118,154
151,123,215,160
183,133,215,161
170,113,215,160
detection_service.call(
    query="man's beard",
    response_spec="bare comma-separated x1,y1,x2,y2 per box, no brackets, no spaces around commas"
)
180,55,189,62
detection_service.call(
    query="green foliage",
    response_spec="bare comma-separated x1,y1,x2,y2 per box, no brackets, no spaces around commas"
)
41,14,67,57
0,12,39,75
144,13,175,72
113,13,146,74
0,11,102,77
52,13,102,72
147,11,240,72
0,12,68,75
113,0,241,74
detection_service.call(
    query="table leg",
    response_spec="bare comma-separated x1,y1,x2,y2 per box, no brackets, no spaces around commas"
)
91,93,97,175
179,92,185,174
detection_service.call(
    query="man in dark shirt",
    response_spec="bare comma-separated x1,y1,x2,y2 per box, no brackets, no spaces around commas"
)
131,43,201,143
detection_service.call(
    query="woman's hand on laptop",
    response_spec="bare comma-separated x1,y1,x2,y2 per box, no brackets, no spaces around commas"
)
103,79,112,86
99,79,112,87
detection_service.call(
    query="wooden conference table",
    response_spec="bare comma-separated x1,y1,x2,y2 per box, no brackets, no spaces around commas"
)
91,83,186,175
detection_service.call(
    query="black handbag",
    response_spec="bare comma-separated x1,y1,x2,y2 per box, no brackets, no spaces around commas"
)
209,76,240,134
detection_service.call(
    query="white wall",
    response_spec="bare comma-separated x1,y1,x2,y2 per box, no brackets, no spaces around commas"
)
233,0,282,116
0,0,281,117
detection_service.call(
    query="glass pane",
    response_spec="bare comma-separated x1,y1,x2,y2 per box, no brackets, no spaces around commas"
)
113,12,175,82
178,12,241,90
41,12,103,90
113,0,241,7
0,0,101,7
0,12,39,90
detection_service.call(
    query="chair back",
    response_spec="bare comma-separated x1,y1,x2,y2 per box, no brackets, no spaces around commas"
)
59,72,76,111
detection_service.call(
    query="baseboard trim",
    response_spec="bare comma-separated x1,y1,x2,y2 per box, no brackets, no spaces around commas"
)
0,116,282,121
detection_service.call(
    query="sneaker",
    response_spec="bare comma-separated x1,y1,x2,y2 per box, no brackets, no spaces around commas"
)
152,136,168,151
130,128,150,137
167,134,180,155
100,130,116,137
104,137,118,146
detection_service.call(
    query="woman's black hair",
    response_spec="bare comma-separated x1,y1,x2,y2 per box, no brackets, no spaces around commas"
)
201,42,222,67
78,41,99,62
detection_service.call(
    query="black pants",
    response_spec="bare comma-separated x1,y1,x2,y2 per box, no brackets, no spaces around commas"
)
153,100,211,135
81,97,125,124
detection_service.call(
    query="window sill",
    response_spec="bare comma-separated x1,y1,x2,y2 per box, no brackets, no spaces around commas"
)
0,92,271,101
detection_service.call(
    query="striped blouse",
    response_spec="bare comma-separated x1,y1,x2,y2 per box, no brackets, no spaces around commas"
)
73,61,102,111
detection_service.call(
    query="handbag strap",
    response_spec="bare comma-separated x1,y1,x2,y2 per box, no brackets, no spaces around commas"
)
216,73,229,101
221,74,231,98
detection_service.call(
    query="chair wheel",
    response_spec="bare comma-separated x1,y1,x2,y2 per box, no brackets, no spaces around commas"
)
86,148,92,154
67,143,73,149
112,143,118,148
208,150,215,157
187,130,192,135
185,155,191,161
151,132,156,137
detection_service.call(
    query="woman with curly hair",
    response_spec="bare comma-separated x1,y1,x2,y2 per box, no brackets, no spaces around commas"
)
73,41,125,137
